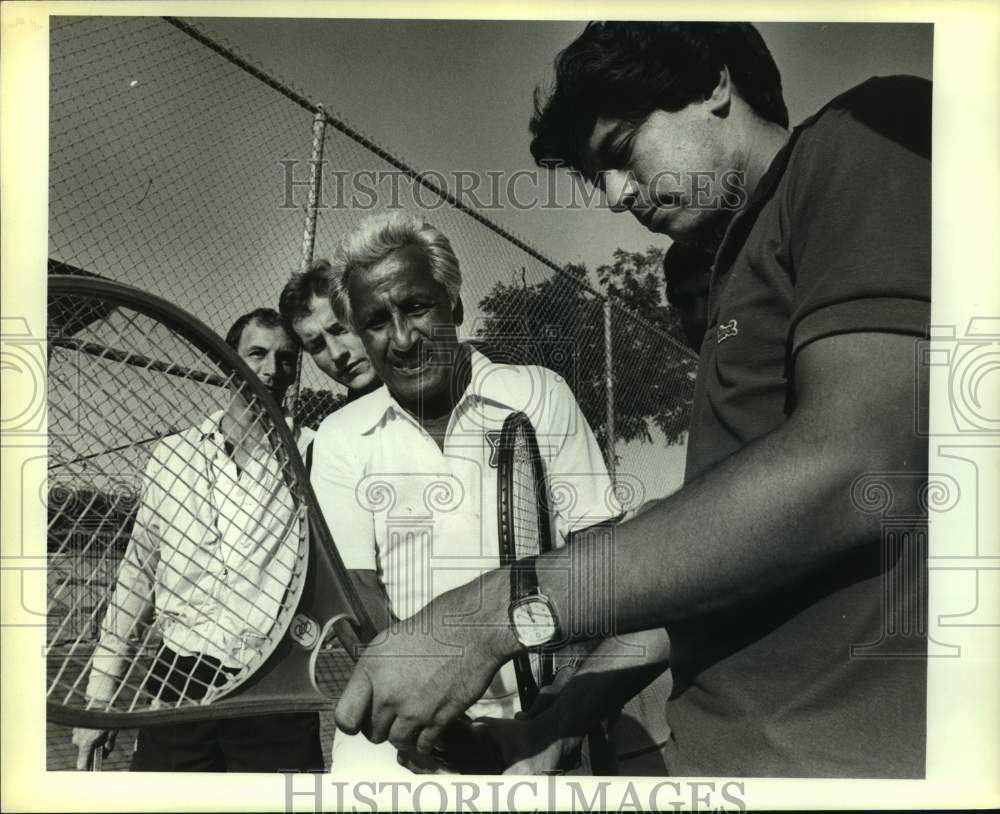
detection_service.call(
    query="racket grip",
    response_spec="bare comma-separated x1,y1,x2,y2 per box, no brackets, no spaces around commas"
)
331,615,366,662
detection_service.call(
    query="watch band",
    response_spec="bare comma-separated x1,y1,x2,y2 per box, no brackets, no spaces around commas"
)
510,555,540,602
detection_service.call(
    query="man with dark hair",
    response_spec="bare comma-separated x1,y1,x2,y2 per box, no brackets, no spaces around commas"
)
72,309,324,772
663,242,714,351
279,259,380,397
335,22,930,779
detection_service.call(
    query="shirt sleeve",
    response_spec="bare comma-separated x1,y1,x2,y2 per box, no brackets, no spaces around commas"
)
310,417,378,571
537,373,619,544
785,77,931,356
86,443,162,703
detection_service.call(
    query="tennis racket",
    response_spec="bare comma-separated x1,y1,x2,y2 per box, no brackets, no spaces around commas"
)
496,412,555,709
47,275,375,740
496,411,621,775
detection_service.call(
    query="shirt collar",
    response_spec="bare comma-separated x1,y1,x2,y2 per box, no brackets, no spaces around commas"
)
197,409,227,440
358,346,518,433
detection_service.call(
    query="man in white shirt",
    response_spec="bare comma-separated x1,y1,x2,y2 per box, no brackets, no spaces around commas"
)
310,212,618,773
72,308,325,772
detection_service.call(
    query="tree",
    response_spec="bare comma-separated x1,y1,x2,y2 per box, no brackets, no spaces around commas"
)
475,248,697,456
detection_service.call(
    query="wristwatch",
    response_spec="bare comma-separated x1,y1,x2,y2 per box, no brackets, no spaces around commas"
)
508,557,562,648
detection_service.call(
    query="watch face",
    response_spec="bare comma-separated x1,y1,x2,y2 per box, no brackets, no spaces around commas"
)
511,598,558,647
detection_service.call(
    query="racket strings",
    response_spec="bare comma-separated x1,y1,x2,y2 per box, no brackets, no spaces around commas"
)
51,420,296,649
47,292,308,716
510,427,544,560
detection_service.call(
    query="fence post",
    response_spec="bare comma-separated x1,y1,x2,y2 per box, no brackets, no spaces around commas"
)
603,296,616,482
288,106,328,426
299,105,327,274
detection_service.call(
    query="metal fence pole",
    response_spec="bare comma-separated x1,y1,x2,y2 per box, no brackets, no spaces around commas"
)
603,296,616,482
300,104,327,274
288,105,328,425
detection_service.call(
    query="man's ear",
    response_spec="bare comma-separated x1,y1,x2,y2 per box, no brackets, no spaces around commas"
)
706,66,732,117
452,296,464,327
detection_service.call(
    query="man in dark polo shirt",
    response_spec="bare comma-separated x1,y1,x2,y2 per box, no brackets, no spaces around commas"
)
334,22,930,779
663,241,714,351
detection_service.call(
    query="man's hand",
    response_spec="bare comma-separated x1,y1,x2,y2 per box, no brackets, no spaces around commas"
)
396,715,507,774
72,727,115,770
335,568,520,756
470,662,589,775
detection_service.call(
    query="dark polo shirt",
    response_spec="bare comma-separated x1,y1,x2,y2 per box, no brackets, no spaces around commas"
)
666,76,931,778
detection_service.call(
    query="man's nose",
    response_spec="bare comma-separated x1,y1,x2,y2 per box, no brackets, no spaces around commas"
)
389,314,417,352
604,170,639,213
258,352,275,382
327,335,351,367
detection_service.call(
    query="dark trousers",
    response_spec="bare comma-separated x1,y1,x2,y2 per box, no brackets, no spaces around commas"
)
129,648,323,772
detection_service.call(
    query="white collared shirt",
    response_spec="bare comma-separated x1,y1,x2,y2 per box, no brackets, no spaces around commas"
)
311,349,617,719
86,411,306,704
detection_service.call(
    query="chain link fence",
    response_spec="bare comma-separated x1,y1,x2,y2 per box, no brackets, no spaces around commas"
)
47,16,697,770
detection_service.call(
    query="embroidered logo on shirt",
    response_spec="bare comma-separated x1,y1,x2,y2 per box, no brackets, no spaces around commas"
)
717,319,739,344
485,430,503,468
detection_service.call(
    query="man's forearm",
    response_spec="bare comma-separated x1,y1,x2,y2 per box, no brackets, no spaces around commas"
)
335,334,927,749
542,414,908,640
532,333,926,642
469,403,919,666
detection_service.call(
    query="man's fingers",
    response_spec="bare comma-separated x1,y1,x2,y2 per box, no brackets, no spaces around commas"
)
415,723,447,756
72,728,102,771
103,730,118,758
397,747,450,774
334,665,374,735
387,717,422,752
75,744,92,771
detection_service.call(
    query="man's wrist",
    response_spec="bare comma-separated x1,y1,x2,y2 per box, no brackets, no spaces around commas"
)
480,566,523,664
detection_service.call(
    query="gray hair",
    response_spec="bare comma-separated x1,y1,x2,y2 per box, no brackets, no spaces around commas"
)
330,212,461,330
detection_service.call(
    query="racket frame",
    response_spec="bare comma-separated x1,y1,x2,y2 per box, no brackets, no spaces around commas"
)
496,411,556,710
46,275,376,728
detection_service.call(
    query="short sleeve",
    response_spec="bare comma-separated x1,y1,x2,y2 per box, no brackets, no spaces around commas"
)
786,77,931,355
536,374,618,542
310,418,377,571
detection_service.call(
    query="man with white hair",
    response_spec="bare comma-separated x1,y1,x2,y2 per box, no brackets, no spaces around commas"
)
310,212,620,773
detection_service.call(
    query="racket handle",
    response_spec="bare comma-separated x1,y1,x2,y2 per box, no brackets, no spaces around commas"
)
331,615,365,662
586,724,618,775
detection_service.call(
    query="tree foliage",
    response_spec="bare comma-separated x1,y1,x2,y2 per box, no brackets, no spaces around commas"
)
475,247,696,454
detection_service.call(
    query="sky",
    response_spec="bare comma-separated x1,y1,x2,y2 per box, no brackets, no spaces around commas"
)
197,19,933,271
